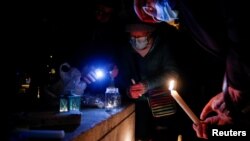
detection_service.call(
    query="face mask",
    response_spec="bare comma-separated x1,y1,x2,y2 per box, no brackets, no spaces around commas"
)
130,36,148,50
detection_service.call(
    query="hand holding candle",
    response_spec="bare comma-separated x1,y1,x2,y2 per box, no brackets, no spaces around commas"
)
168,80,200,125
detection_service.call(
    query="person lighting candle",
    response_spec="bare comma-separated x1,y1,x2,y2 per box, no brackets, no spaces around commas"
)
133,0,250,139
117,20,180,141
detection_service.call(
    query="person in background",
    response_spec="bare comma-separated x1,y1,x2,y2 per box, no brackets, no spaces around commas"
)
68,0,125,95
133,0,250,139
88,0,123,43
117,20,180,141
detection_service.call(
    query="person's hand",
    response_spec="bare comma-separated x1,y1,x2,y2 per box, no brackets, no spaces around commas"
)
82,67,97,84
192,121,208,139
74,79,87,95
129,82,148,99
192,92,233,139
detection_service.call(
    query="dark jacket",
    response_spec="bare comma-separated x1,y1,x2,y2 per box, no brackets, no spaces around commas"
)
117,34,179,100
177,0,249,124
177,0,249,89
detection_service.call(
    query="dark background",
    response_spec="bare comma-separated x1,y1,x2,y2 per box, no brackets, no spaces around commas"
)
9,1,226,140
11,0,225,117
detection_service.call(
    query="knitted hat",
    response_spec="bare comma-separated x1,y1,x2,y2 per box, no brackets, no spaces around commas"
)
126,23,155,32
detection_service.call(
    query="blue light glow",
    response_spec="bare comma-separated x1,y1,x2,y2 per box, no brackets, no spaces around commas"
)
95,69,105,79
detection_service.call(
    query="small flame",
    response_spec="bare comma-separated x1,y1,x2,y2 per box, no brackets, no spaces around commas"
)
168,80,175,90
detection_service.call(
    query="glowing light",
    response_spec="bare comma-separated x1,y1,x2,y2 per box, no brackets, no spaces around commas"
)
168,80,200,124
21,84,30,89
124,127,133,141
106,103,113,108
177,134,182,141
51,68,56,74
95,69,104,79
168,80,175,90
37,87,40,99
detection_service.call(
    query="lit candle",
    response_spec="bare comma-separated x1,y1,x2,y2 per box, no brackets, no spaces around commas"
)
168,80,200,124
177,134,182,141
106,103,114,108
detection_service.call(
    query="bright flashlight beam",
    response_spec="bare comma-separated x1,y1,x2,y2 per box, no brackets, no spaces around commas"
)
95,69,104,79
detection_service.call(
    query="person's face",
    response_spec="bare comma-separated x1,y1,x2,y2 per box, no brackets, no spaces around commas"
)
95,4,113,23
129,31,151,50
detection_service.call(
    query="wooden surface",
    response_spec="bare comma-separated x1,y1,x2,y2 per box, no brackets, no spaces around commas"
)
64,103,135,141
9,103,135,141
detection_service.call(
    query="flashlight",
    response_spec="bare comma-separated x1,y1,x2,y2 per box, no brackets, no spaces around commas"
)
94,68,105,79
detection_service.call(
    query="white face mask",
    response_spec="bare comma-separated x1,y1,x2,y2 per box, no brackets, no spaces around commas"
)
130,36,148,50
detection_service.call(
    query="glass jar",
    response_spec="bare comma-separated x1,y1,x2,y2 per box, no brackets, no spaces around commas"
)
104,87,121,112
59,94,81,112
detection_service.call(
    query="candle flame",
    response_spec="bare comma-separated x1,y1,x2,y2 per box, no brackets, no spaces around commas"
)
168,80,175,90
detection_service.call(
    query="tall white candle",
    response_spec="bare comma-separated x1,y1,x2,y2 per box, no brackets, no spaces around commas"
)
177,134,182,141
169,80,200,124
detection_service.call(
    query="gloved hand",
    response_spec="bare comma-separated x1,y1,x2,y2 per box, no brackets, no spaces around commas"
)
192,91,234,139
82,66,97,84
82,64,119,84
128,82,148,99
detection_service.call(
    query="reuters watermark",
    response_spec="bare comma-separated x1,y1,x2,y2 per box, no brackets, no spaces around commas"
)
212,129,246,137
